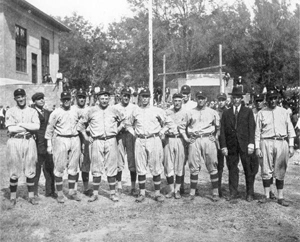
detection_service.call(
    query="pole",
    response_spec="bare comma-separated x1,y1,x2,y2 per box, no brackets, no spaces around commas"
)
162,54,166,105
157,64,225,76
149,0,153,106
219,44,223,93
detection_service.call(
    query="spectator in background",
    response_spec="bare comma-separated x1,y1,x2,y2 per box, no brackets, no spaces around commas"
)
0,105,5,129
53,70,63,91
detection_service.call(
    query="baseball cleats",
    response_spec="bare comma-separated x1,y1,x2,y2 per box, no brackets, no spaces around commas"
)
45,192,58,199
110,194,119,202
165,192,174,199
269,191,276,200
83,189,94,197
28,197,39,205
258,197,271,204
277,199,289,207
175,191,181,199
88,194,98,202
136,194,145,203
155,194,165,203
212,194,220,202
189,194,195,201
10,199,16,206
130,188,139,197
57,196,65,203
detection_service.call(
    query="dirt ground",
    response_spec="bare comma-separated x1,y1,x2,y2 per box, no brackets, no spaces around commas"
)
0,129,300,242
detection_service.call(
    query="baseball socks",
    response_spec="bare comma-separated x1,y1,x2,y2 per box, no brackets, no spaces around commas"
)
190,174,198,199
88,176,101,202
276,179,288,207
81,171,92,196
74,172,79,192
153,175,164,202
130,171,137,194
108,176,119,202
174,175,182,199
116,171,122,192
68,174,81,201
9,178,18,205
259,178,271,203
210,172,220,202
55,176,65,203
166,176,175,198
136,175,146,202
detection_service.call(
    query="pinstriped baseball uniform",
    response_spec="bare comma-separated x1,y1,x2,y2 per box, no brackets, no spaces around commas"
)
114,102,137,172
6,106,40,179
164,107,187,177
77,105,125,177
45,106,81,177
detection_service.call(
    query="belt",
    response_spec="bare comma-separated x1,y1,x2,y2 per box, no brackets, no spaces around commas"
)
93,135,115,140
189,133,213,139
137,133,158,139
9,133,33,139
57,134,79,138
166,134,182,138
263,136,286,141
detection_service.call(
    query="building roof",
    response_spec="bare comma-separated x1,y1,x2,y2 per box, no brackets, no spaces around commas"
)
8,0,71,32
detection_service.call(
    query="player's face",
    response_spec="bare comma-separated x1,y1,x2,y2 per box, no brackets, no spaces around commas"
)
196,96,207,108
232,95,242,107
14,95,26,108
218,99,226,108
173,98,183,111
121,94,130,106
182,94,189,103
61,98,71,109
77,96,86,108
255,99,264,110
141,95,150,107
98,94,110,108
34,97,45,109
209,101,215,108
267,96,278,109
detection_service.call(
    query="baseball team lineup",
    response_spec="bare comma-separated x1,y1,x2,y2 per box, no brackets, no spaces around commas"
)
5,84,296,207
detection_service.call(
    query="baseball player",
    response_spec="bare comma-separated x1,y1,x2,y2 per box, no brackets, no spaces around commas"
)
6,89,40,206
127,88,173,203
114,88,138,195
179,91,220,202
45,91,82,203
77,90,125,202
216,92,227,197
32,92,57,199
255,89,296,206
72,90,93,197
164,93,187,199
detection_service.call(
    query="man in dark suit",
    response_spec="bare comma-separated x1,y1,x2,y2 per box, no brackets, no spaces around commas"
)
220,86,256,202
32,92,57,198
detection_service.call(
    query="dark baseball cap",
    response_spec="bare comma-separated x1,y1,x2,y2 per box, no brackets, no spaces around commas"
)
180,85,191,94
77,90,86,97
140,88,150,96
14,88,26,97
61,91,71,100
172,93,183,99
254,93,264,101
217,93,227,100
121,88,131,95
98,89,110,96
32,92,44,102
195,91,207,98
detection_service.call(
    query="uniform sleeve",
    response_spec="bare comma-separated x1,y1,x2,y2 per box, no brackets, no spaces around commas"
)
5,109,16,127
77,109,90,132
178,111,190,134
31,109,40,126
213,110,220,131
255,111,263,148
45,111,57,139
158,109,174,133
286,109,296,145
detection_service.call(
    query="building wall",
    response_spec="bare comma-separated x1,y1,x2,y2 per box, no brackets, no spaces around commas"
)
0,0,60,84
0,4,5,78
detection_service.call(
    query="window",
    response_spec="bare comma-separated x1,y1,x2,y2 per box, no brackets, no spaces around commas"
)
41,37,50,78
15,25,27,72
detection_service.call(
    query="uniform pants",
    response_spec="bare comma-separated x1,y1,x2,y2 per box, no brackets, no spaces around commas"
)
80,142,90,173
6,137,37,179
117,131,136,172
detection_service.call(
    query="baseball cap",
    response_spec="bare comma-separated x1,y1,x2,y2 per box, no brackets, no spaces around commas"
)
14,88,26,97
172,93,183,99
77,90,86,97
61,91,71,100
254,93,264,101
195,91,207,98
139,88,150,96
217,93,227,100
98,89,110,96
121,88,131,95
180,85,191,94
266,89,278,99
32,92,44,102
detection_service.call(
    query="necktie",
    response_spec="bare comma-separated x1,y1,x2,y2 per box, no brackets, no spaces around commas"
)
234,107,238,129
41,109,44,117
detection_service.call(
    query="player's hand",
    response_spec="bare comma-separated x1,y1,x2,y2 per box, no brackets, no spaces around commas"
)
289,146,294,158
47,146,52,154
248,147,254,155
255,148,263,158
209,135,216,142
158,131,165,140
222,148,228,156
88,136,94,144
186,137,195,144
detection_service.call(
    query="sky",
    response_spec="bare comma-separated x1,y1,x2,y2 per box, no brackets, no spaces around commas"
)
27,0,298,28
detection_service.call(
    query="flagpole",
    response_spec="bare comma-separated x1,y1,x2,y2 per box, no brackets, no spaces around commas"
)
149,0,153,106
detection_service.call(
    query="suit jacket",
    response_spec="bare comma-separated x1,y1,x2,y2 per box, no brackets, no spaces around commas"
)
34,108,51,154
220,105,255,154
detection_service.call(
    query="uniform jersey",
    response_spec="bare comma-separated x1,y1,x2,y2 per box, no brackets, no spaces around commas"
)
182,100,197,110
